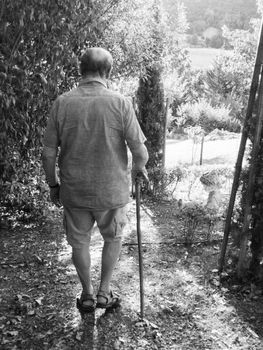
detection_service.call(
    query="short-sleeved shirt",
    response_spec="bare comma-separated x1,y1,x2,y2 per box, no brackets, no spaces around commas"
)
43,77,146,210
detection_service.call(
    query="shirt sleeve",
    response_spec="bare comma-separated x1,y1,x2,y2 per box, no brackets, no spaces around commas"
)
43,98,60,148
123,98,146,149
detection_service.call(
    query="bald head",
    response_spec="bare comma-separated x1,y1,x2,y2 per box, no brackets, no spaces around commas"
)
80,47,113,79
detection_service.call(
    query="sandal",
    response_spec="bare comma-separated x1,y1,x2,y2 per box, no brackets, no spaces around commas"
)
76,293,96,313
96,290,121,309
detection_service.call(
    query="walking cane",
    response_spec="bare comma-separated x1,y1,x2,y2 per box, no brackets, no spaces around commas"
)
135,172,145,320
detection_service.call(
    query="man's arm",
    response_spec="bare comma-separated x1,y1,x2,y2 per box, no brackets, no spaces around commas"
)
129,143,149,180
42,146,58,186
42,146,61,207
122,99,149,178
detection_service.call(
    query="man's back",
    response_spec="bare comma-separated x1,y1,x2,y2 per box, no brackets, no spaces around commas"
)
44,78,145,209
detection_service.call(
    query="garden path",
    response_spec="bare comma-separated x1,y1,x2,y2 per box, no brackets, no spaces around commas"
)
1,199,263,349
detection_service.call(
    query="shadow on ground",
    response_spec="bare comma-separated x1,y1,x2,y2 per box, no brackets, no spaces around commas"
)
1,200,263,349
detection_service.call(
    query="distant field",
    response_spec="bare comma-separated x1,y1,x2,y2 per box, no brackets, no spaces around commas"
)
187,48,231,70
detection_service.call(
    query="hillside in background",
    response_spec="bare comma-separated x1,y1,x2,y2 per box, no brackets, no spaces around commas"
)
184,0,258,32
163,0,259,48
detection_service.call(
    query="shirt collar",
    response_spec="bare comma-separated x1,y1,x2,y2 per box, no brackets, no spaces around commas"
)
79,77,107,88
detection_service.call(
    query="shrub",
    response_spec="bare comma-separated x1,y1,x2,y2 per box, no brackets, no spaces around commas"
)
205,34,224,49
204,49,253,124
137,65,166,170
176,99,241,133
0,158,49,227
147,166,185,199
180,202,222,244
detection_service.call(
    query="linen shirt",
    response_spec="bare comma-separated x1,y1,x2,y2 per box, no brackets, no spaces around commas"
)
43,77,146,210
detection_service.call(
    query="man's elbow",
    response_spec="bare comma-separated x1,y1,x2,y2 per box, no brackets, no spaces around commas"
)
41,146,57,163
140,148,149,164
131,143,149,165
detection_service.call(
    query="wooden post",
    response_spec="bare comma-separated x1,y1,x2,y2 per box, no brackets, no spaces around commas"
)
237,64,263,278
200,134,204,165
218,20,263,272
162,97,169,168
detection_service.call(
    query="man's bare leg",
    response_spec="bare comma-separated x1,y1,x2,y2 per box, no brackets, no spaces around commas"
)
97,240,122,303
72,247,94,305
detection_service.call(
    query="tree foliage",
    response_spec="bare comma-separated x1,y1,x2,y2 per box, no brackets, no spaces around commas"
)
137,65,166,171
161,0,189,37
176,99,241,134
162,0,259,48
176,0,258,33
0,0,166,222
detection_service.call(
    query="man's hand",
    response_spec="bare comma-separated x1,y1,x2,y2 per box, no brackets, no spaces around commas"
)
132,167,149,183
50,186,62,207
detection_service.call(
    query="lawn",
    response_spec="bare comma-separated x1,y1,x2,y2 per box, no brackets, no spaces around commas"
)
165,136,242,168
187,48,232,70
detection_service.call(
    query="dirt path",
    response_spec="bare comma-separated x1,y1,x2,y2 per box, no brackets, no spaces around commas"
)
1,200,263,349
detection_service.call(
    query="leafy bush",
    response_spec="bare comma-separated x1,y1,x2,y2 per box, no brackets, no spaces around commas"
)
147,166,185,199
180,202,221,244
136,65,166,170
168,69,207,121
205,34,224,49
203,21,259,125
0,159,49,227
176,99,241,133
204,56,252,124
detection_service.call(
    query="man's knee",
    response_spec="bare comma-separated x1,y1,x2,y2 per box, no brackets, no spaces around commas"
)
101,220,125,242
96,206,127,242
63,207,94,248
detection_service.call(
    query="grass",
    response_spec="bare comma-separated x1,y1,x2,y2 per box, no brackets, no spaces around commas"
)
165,135,242,168
187,48,232,70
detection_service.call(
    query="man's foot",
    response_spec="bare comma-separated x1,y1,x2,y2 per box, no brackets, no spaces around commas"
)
96,290,121,309
76,293,96,313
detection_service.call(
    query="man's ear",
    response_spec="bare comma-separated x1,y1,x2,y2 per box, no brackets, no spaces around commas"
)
106,68,112,79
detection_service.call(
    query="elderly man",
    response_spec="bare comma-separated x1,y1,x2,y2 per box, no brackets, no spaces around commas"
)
42,47,148,313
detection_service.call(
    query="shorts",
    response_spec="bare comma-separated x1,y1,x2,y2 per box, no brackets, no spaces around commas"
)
63,206,127,248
